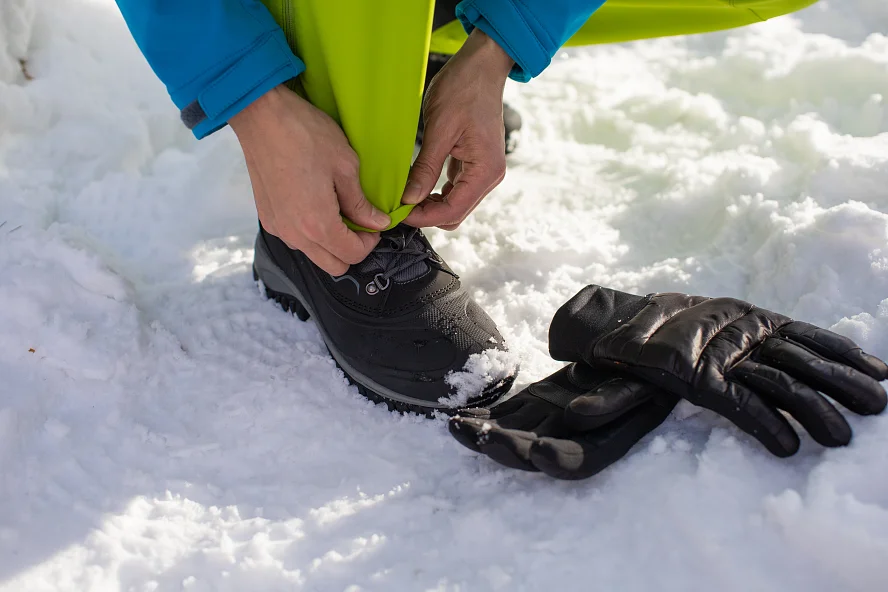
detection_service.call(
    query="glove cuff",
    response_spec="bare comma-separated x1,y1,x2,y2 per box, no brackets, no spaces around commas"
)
548,285,650,362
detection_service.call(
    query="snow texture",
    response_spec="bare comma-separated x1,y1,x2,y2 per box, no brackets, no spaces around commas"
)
3,1,888,590
442,349,520,408
0,0,34,83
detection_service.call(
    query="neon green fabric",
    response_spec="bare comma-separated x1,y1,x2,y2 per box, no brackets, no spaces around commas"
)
431,0,818,55
262,0,815,230
261,0,434,229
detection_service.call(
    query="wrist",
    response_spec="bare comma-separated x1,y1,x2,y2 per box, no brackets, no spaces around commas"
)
229,84,291,136
463,29,515,80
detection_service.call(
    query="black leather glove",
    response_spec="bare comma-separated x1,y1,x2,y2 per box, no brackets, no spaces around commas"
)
549,285,888,457
449,363,678,480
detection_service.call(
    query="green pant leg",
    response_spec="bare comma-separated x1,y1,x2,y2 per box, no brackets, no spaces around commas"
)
262,0,435,228
429,0,818,54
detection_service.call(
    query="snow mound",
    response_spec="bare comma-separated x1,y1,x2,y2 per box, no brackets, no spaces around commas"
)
4,0,888,590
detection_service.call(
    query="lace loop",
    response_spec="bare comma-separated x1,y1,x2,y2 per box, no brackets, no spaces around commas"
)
370,226,431,285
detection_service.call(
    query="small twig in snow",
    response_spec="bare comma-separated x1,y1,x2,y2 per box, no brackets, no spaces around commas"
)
19,59,33,81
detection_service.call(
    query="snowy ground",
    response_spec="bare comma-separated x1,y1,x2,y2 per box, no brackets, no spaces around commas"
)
3,1,888,590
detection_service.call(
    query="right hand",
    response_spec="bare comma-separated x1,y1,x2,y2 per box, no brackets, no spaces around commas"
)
229,85,391,276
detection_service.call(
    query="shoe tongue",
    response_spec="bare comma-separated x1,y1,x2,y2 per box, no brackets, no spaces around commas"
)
355,228,430,283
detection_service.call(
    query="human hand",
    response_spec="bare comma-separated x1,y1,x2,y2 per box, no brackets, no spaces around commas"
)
230,85,390,275
402,29,514,230
449,363,678,480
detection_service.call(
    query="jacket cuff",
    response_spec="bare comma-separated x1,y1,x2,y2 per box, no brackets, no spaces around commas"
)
173,28,305,139
456,0,554,82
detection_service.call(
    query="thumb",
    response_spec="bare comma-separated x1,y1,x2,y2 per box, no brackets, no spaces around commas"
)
336,170,391,231
403,134,450,205
564,378,658,431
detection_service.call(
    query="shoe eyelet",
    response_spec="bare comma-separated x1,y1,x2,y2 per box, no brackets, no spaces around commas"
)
366,273,390,295
374,273,390,291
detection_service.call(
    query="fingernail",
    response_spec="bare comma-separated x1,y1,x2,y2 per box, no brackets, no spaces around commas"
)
402,180,423,205
371,208,391,229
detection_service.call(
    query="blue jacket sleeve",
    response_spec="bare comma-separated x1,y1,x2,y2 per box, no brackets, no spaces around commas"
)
115,0,305,139
456,0,606,82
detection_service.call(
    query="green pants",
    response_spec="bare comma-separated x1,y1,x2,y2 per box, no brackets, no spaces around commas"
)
260,0,816,228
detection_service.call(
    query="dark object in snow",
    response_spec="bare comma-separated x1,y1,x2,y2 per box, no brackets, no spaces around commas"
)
19,59,33,81
449,362,678,480
549,285,888,457
253,222,515,414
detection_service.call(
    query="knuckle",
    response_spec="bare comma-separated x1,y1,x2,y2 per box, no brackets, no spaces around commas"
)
340,151,360,175
300,219,327,243
349,196,371,213
492,160,506,181
411,159,438,180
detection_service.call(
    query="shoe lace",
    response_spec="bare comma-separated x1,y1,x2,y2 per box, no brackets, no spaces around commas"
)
361,226,437,291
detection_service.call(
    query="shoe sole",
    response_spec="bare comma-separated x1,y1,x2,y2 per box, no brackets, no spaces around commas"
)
252,238,514,416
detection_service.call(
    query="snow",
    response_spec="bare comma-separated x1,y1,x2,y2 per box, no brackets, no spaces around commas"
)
2,0,888,590
442,349,520,408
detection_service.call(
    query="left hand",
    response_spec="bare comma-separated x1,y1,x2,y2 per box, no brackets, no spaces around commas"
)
402,29,514,230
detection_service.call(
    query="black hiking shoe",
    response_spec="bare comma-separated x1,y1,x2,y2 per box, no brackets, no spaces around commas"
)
252,224,518,414
417,52,523,154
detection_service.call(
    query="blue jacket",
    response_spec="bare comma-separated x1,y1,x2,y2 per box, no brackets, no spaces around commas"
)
114,0,607,139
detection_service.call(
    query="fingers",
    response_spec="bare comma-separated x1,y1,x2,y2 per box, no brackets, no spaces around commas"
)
731,361,851,447
402,133,451,205
299,214,381,274
779,321,888,381
564,378,657,431
406,153,505,229
297,241,351,276
447,156,462,185
757,338,888,415
719,381,801,457
285,227,378,276
530,397,676,480
334,155,391,230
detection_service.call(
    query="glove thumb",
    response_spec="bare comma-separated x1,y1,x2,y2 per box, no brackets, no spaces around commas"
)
564,375,660,431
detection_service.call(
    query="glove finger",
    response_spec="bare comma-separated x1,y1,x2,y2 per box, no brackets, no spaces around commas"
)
731,361,851,447
530,396,678,480
486,398,554,431
757,338,888,415
565,378,658,431
448,415,487,453
477,412,568,472
721,381,801,457
477,425,541,472
779,321,888,381
457,393,526,421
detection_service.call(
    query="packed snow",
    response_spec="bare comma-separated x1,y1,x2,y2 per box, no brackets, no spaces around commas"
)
3,1,888,590
442,349,520,408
